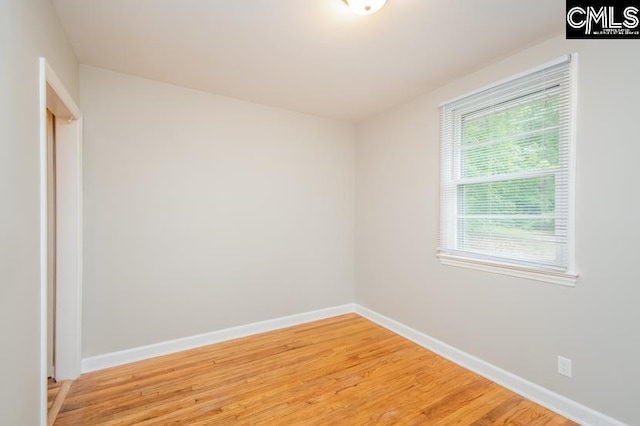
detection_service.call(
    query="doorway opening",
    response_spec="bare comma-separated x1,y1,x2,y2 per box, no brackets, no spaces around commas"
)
46,108,57,379
39,58,83,426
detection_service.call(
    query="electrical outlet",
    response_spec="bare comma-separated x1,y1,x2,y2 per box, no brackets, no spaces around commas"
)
558,356,572,378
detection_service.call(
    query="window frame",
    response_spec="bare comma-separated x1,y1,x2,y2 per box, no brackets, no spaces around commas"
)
437,55,578,286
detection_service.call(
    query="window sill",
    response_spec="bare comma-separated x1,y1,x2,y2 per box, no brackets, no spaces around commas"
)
437,254,578,287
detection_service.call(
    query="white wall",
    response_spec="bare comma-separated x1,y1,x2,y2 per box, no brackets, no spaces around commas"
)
80,66,355,357
0,0,79,424
356,35,640,425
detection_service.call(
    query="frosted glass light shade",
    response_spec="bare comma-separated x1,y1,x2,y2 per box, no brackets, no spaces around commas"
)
346,0,387,15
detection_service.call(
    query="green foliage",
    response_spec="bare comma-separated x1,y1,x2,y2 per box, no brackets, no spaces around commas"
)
462,176,555,216
462,95,560,178
457,93,561,259
462,95,560,146
461,218,557,261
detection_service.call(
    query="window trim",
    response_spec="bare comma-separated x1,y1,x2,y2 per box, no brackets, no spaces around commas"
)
437,254,578,286
438,54,579,286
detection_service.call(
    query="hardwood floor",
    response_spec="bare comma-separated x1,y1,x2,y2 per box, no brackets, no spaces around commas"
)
49,378,73,426
48,378,62,411
54,314,578,425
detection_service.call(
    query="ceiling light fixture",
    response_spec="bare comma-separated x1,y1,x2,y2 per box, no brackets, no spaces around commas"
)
345,0,387,15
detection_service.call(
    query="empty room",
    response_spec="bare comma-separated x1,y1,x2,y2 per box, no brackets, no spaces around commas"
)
2,0,639,424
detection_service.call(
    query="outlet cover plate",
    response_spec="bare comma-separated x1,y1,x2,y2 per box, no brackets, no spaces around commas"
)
558,356,572,378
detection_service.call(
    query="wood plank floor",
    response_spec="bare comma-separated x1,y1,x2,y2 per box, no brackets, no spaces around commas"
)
54,314,578,425
49,379,73,426
48,378,63,411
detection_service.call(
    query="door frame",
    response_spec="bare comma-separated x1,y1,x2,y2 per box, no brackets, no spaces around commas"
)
39,58,83,425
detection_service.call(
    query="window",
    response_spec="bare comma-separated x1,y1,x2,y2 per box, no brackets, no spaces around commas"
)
438,55,577,285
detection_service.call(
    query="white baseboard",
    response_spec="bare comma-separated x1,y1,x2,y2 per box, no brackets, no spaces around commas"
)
354,305,626,426
81,303,355,373
81,302,625,426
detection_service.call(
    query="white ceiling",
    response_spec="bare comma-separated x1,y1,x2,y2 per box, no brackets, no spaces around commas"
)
52,0,564,121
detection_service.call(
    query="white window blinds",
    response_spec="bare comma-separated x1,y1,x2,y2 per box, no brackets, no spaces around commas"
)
439,56,575,279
